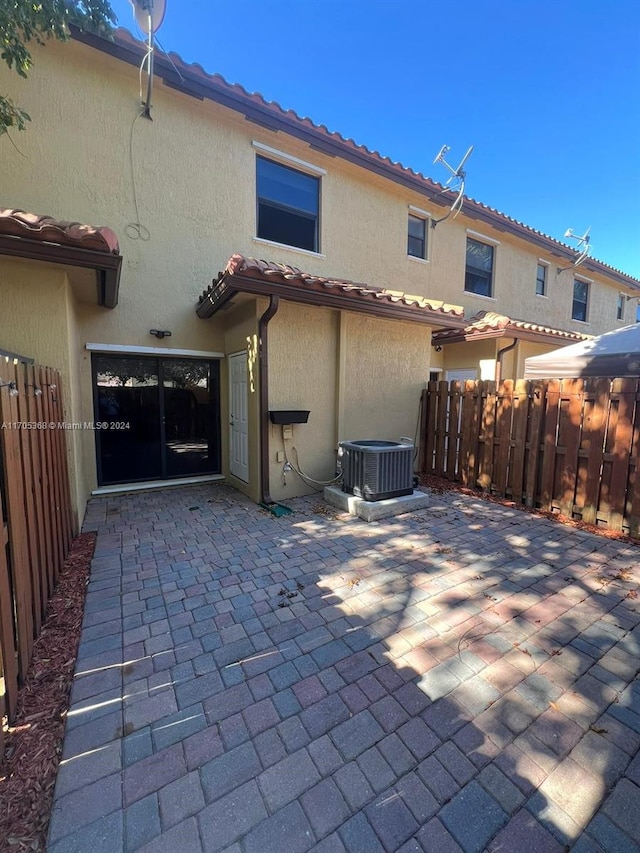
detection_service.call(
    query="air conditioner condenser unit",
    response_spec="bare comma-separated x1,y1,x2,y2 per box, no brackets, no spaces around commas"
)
338,440,414,501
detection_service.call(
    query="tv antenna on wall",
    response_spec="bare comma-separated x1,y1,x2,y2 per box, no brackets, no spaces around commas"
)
431,144,473,228
131,0,167,119
557,226,592,273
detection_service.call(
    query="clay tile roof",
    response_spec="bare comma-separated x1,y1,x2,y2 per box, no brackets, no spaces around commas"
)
432,310,591,344
0,208,119,254
197,253,464,322
74,27,640,289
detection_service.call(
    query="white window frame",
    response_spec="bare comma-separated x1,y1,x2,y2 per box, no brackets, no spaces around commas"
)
464,234,497,299
407,206,430,262
252,141,326,176
572,277,591,323
254,147,323,255
536,260,549,298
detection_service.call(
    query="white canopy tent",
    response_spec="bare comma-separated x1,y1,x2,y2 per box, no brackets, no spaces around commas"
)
524,323,640,379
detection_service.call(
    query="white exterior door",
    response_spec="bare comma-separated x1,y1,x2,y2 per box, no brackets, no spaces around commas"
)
229,352,249,482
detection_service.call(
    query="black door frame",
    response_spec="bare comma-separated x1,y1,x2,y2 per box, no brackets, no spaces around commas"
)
92,353,221,486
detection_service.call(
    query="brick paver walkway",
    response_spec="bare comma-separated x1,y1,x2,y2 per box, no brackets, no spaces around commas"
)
47,484,640,852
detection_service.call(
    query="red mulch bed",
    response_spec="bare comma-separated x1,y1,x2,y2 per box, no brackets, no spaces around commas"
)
419,473,639,545
0,532,96,853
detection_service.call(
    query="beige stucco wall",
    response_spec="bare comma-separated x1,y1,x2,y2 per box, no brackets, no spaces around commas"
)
268,302,339,501
1,36,635,517
266,306,431,501
441,340,495,377
341,313,430,441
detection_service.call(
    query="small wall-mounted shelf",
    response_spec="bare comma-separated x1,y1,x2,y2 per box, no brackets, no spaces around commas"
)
269,410,310,425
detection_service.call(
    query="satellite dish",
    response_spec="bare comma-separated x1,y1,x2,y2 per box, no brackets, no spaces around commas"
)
131,0,166,35
455,146,474,177
558,226,592,273
431,143,474,227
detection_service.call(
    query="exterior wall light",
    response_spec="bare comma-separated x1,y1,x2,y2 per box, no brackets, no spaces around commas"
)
0,380,19,396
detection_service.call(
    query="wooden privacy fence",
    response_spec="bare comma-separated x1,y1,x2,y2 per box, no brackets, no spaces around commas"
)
0,357,74,754
419,378,640,539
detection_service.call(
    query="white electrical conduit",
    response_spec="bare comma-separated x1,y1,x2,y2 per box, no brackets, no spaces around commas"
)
283,441,343,488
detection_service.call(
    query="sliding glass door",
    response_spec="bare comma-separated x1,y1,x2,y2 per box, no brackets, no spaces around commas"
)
93,354,221,486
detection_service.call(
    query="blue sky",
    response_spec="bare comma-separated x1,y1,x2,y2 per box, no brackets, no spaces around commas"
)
110,0,640,280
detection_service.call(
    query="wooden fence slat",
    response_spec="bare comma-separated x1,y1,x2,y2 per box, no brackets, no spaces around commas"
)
580,378,609,525
608,378,636,531
510,380,529,503
435,381,448,477
25,364,49,622
467,381,482,488
446,382,461,480
558,378,584,517
524,381,544,506
458,382,474,486
418,389,428,473
539,380,560,511
51,371,74,549
477,381,496,490
35,366,55,600
424,382,437,475
41,367,64,584
626,379,640,537
14,362,42,636
0,492,19,720
0,359,34,678
493,381,513,495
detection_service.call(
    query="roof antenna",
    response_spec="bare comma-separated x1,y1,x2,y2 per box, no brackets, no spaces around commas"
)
557,227,591,273
130,0,167,119
431,144,473,228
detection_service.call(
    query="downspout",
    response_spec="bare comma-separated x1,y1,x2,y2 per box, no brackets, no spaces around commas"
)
496,338,518,384
259,295,280,504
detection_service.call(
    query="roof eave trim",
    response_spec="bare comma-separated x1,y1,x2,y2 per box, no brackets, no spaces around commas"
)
433,326,586,345
0,234,123,308
197,273,465,327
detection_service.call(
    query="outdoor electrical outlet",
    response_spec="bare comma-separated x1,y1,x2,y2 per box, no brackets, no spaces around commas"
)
282,425,293,439
276,451,285,463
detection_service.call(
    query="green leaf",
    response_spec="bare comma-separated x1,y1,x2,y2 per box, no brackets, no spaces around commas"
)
0,0,114,135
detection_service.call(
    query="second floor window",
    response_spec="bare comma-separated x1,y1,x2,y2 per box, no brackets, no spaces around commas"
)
465,237,494,297
572,279,589,322
256,156,320,252
536,263,547,296
617,293,625,320
408,214,427,259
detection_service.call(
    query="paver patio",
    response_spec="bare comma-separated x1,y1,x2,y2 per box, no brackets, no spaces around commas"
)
47,484,640,852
